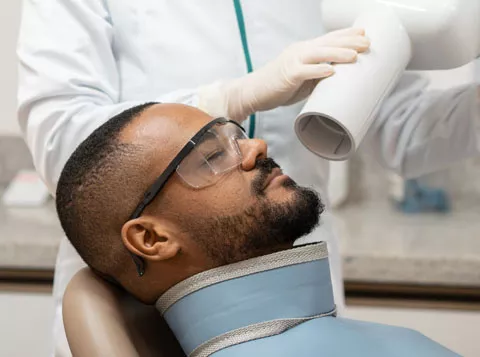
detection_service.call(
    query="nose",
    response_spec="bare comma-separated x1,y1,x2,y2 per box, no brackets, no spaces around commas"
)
239,139,267,171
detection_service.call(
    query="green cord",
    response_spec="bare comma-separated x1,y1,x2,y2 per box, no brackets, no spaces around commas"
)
233,0,256,138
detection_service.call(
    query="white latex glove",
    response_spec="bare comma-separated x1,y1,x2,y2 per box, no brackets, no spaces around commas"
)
199,27,370,121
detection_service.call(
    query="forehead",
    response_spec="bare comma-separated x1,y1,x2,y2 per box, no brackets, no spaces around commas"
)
125,103,211,145
120,103,214,169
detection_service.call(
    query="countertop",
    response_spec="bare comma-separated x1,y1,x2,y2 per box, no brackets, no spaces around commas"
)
0,200,63,270
1,200,480,288
335,200,480,287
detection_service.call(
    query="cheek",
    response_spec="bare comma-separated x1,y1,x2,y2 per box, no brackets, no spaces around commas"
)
177,176,254,218
211,173,254,213
208,185,252,215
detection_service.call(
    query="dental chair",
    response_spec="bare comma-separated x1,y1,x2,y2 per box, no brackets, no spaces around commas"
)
62,268,185,357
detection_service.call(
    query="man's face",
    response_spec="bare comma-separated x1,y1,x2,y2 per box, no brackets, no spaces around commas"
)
123,104,323,266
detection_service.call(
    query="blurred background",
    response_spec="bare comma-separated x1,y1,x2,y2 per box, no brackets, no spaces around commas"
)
1,1,480,356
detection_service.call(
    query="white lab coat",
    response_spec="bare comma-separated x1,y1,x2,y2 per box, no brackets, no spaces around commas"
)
17,1,479,356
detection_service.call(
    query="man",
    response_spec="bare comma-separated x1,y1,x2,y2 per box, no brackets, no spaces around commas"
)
57,102,459,356
18,2,479,355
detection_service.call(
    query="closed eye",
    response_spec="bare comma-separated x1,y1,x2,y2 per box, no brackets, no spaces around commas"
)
205,150,225,162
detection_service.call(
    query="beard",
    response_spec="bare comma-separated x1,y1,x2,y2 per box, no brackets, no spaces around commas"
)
187,158,324,265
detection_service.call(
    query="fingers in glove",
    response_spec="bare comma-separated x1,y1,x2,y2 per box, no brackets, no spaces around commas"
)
293,63,335,81
303,47,358,65
318,35,370,53
323,27,365,38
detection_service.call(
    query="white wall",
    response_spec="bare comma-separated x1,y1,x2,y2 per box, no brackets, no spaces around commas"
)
346,305,480,357
476,58,480,82
0,1,22,136
0,291,54,357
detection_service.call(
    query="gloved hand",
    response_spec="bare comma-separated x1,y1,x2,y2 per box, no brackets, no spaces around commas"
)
199,27,370,121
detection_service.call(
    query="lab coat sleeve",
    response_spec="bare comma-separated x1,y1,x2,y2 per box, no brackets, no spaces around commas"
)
17,0,199,194
364,72,480,178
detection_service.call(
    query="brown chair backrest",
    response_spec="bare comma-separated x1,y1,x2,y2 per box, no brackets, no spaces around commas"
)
63,268,185,357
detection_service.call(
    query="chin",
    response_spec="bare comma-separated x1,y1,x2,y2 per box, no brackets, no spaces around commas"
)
266,186,296,203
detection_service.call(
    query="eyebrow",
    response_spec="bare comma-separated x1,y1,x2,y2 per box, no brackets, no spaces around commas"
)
199,131,217,142
195,131,222,151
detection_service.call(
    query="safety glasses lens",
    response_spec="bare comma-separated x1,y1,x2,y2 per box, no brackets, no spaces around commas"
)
176,122,247,188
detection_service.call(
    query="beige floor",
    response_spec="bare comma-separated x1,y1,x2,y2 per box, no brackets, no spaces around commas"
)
2,291,480,357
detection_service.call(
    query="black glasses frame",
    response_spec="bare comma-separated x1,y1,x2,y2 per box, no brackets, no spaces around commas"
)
128,117,246,276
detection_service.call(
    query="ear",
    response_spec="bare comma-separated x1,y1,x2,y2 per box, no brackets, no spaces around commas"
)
121,217,180,262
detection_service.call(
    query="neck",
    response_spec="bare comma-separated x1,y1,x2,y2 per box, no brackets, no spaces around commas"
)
156,243,336,356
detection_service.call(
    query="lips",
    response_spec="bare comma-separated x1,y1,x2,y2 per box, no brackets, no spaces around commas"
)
251,158,283,195
262,167,283,190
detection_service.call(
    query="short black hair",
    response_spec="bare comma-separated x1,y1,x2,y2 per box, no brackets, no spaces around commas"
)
56,102,158,277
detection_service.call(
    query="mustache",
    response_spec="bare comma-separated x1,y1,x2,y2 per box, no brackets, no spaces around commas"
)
251,158,281,195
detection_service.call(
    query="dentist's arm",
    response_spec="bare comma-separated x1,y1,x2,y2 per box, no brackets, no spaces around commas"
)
18,0,367,193
364,72,480,178
18,0,199,193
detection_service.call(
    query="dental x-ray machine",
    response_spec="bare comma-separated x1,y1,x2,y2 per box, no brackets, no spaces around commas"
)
295,0,480,160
